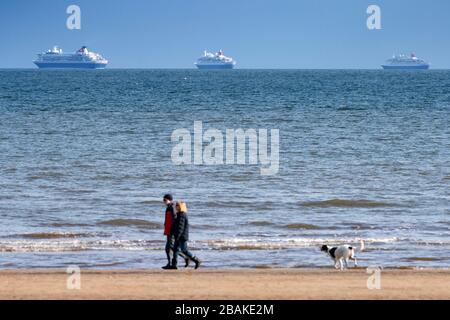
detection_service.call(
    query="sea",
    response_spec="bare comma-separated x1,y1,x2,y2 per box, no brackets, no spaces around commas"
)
0,69,449,269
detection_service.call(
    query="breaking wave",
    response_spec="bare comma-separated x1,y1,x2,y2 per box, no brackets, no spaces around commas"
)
0,239,163,253
201,237,401,250
2,236,448,253
0,237,401,253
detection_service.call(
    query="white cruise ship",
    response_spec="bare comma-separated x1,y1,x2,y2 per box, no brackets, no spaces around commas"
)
195,50,236,69
33,46,108,69
382,53,429,70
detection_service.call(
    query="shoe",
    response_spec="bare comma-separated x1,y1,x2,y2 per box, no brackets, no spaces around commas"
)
184,258,190,268
194,258,201,270
163,265,177,270
162,264,172,270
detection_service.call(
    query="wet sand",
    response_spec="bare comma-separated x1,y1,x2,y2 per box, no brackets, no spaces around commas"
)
0,268,448,300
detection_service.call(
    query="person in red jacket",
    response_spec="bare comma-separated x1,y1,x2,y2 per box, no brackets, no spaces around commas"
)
162,194,175,269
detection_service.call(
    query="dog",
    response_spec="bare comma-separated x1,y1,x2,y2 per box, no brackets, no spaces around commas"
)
321,240,365,270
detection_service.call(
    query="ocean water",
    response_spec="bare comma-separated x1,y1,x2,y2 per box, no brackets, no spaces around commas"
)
0,69,449,269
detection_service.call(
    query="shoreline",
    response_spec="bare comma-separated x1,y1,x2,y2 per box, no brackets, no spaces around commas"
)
0,268,448,300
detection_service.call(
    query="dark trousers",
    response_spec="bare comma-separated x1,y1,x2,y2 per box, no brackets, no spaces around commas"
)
165,235,174,264
172,239,195,266
165,235,188,265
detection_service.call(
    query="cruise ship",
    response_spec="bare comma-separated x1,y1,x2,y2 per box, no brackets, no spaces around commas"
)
33,46,108,69
195,50,236,69
382,53,429,70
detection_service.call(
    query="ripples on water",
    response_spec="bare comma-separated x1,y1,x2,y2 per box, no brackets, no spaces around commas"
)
0,70,449,269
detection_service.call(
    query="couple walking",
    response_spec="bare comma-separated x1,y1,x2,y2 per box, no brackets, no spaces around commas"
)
162,194,201,270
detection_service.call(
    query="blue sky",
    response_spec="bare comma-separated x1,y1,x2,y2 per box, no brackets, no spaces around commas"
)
1,0,449,68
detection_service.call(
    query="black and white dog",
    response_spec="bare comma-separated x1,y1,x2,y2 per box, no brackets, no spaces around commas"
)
321,240,365,270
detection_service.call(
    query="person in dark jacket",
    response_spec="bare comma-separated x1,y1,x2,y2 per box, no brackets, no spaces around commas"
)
162,194,176,269
170,201,201,270
162,194,189,270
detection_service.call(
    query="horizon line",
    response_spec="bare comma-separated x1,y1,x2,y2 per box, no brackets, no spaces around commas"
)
1,67,449,71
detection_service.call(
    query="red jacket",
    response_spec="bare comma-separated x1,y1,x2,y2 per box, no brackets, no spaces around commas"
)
164,204,175,236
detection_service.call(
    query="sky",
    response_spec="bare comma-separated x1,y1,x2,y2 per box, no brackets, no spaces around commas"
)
0,0,449,69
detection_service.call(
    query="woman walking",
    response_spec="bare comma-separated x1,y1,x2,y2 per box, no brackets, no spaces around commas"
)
170,201,201,270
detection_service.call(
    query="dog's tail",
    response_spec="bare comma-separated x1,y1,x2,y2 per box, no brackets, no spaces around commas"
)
359,240,365,252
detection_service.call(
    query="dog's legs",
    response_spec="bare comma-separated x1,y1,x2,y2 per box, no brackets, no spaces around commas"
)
339,259,344,271
350,249,358,268
334,260,340,269
344,259,349,269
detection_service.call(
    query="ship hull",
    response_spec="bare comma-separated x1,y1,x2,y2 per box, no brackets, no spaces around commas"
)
34,62,107,69
382,65,429,70
195,64,234,70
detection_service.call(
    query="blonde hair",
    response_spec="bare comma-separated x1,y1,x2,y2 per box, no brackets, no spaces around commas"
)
176,201,188,213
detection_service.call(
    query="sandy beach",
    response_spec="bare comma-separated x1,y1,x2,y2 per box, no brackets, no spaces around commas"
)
0,268,448,300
